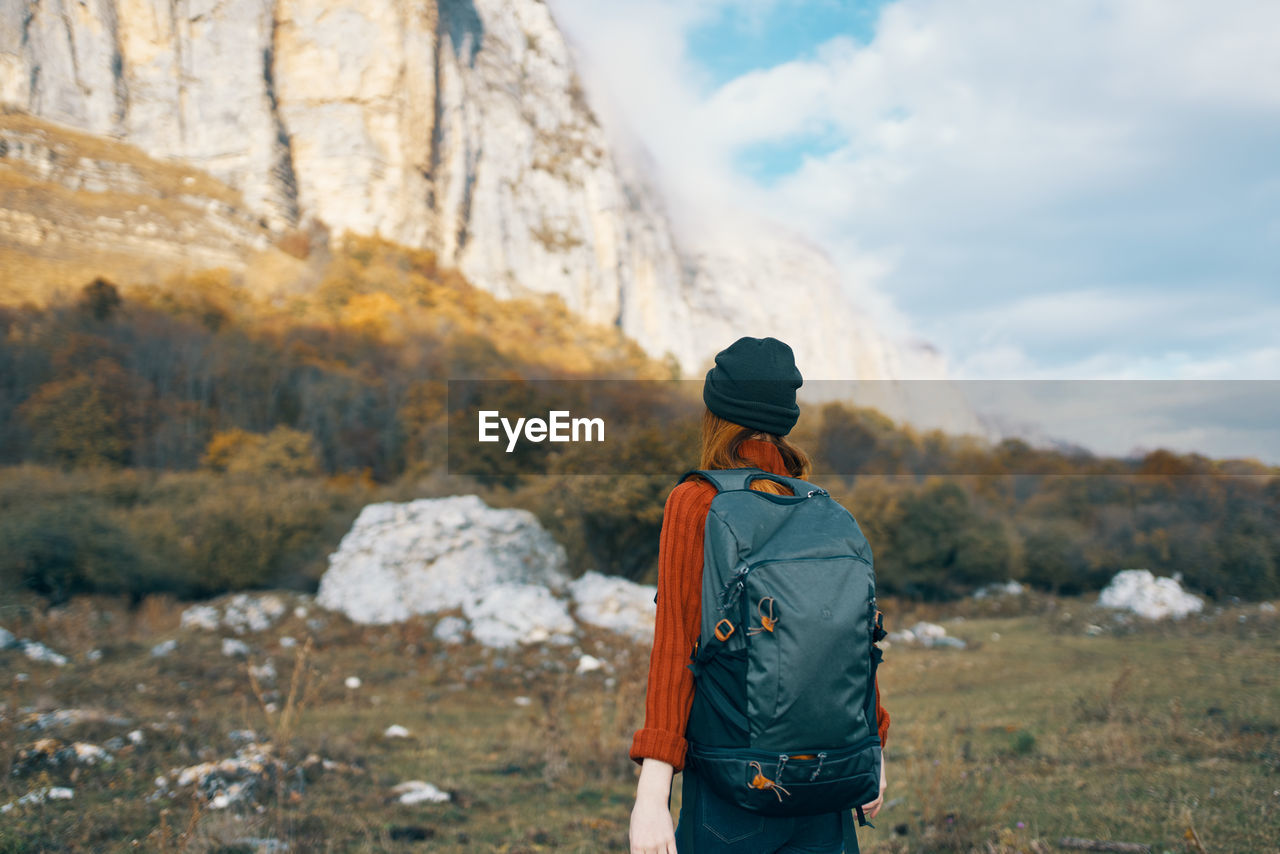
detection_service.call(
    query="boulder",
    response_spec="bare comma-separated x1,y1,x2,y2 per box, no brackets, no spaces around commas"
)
462,583,576,649
1098,569,1203,620
567,571,656,642
316,496,569,625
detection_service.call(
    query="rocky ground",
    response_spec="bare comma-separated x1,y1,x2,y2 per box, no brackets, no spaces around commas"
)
2,582,1277,853
2,496,1276,852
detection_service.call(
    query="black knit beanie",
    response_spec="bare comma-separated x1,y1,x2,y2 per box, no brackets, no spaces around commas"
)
702,336,803,436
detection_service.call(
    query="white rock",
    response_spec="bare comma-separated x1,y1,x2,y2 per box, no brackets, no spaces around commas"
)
514,696,533,707
317,496,569,625
222,594,288,634
575,654,603,674
171,742,279,808
209,781,250,810
1098,569,1204,620
71,743,111,764
1259,602,1276,614
128,730,145,745
0,627,15,649
912,622,947,641
391,780,450,804
973,580,1026,599
567,571,656,642
221,638,251,657
887,621,965,649
151,639,178,657
344,676,362,690
279,636,297,648
384,724,411,738
21,640,68,666
433,616,468,645
463,583,576,649
181,605,221,632
1,786,74,813
249,659,277,683
181,594,298,634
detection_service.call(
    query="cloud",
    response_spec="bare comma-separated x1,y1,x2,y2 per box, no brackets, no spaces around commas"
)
550,0,1280,388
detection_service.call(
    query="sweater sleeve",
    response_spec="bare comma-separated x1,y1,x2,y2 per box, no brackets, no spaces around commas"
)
628,481,711,771
875,676,890,750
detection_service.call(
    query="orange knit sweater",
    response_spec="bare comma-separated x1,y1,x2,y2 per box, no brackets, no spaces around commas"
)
629,439,891,771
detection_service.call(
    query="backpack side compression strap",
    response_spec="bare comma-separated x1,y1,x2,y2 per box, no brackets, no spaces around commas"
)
841,809,860,853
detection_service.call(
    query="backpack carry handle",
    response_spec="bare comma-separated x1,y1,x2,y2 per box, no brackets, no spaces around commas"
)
678,466,828,498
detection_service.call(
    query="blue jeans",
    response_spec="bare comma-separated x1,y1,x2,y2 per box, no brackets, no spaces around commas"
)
675,766,845,854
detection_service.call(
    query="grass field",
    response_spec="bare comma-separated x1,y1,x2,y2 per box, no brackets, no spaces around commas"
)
1,591,1276,853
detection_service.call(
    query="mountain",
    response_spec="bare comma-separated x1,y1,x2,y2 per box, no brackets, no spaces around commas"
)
0,0,984,435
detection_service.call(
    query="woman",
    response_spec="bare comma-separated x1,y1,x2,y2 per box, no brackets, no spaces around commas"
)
629,336,890,854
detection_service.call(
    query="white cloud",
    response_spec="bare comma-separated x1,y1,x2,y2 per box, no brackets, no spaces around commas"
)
550,0,1280,386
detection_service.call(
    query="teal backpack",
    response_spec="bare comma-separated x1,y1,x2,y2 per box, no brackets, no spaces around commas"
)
680,466,885,851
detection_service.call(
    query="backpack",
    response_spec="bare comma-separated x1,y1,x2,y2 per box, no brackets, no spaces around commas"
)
680,466,885,849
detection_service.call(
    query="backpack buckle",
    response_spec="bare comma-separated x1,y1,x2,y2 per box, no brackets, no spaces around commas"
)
714,619,735,642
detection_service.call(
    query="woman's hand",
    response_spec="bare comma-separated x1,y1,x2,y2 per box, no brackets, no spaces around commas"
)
862,754,887,819
630,792,676,854
630,759,677,854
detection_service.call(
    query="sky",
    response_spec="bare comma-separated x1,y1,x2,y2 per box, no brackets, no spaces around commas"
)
548,0,1280,462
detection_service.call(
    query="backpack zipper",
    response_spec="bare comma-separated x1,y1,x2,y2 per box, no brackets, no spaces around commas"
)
720,553,869,612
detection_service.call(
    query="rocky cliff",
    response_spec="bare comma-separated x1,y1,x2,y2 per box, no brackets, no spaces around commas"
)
1,0,979,433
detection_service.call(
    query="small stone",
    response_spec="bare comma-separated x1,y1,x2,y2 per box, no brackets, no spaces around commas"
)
384,724,411,738
391,780,450,804
345,676,362,690
222,638,250,657
150,639,178,657
432,616,468,645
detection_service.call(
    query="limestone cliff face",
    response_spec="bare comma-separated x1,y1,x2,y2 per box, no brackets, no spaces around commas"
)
1,0,974,432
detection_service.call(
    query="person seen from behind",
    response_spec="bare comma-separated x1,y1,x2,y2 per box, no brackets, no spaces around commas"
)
629,336,890,854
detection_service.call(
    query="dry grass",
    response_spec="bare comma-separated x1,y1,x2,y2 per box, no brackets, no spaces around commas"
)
0,593,1276,853
0,109,241,203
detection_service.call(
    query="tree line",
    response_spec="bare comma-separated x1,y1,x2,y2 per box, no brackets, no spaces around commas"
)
1,238,1275,603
